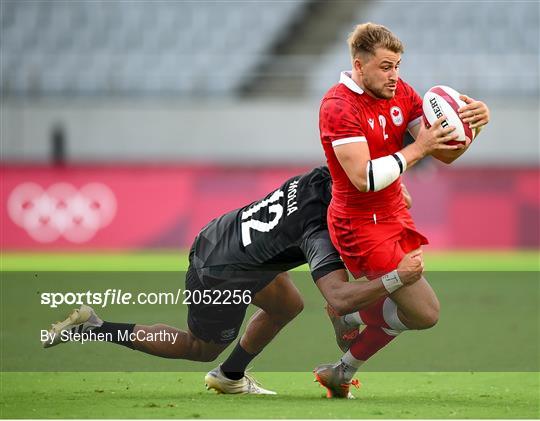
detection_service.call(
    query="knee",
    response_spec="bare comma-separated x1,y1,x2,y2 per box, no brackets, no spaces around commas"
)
291,294,304,318
285,294,304,321
274,294,304,326
416,301,440,330
279,273,304,320
417,311,439,329
187,333,224,362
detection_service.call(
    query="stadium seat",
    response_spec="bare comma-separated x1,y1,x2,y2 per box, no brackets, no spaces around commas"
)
1,0,308,96
308,1,539,98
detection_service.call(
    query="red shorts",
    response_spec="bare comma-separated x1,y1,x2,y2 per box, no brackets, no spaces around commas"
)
327,205,428,280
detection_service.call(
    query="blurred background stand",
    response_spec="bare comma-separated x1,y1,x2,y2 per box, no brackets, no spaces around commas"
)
1,0,538,251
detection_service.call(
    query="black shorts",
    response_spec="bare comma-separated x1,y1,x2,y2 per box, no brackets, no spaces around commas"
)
185,266,249,344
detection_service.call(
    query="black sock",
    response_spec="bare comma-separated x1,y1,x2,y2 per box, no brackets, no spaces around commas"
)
221,342,259,380
93,321,136,349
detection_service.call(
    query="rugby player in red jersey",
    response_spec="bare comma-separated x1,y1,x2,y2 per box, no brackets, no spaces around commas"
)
314,23,490,398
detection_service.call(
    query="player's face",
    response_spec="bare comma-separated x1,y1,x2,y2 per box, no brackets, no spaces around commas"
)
355,48,401,99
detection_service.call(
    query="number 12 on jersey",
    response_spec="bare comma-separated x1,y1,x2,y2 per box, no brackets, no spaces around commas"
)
241,189,284,246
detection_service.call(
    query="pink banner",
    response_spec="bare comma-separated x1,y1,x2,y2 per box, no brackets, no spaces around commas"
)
2,164,538,250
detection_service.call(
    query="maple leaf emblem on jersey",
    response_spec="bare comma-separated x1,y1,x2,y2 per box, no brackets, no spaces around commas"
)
390,106,403,126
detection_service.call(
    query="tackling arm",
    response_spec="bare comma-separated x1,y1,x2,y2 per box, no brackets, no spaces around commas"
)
315,249,424,315
316,269,387,315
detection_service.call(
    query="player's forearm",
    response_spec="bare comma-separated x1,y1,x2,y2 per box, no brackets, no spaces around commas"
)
399,141,427,170
317,271,388,315
431,147,467,164
334,280,388,315
318,269,412,315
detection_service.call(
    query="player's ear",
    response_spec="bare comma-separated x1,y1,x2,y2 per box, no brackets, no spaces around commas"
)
353,57,363,73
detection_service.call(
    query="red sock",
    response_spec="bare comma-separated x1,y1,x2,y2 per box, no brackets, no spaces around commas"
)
349,298,399,361
349,325,397,361
359,297,390,329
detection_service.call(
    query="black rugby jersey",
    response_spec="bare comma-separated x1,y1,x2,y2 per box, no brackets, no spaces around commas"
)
190,167,344,289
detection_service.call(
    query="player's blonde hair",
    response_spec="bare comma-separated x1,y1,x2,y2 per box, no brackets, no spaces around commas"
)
348,23,404,59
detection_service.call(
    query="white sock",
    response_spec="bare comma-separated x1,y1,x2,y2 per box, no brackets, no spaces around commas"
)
382,298,408,331
339,350,364,382
342,311,363,327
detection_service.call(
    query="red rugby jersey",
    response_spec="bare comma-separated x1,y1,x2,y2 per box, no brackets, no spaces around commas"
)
320,71,423,216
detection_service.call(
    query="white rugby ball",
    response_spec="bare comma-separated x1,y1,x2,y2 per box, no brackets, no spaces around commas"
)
422,85,476,145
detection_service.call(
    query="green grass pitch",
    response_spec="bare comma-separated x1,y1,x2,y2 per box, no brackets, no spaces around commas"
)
2,372,538,419
1,251,539,419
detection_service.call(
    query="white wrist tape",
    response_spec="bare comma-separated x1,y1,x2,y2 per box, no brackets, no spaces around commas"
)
381,270,404,294
366,152,407,192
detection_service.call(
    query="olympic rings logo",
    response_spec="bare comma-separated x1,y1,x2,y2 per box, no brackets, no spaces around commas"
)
7,183,117,243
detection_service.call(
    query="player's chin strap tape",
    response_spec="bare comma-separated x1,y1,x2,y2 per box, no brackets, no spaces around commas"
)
381,270,403,294
366,152,407,192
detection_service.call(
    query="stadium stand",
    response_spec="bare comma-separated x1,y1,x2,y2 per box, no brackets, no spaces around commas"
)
1,0,308,96
2,1,537,98
1,1,538,164
309,1,539,98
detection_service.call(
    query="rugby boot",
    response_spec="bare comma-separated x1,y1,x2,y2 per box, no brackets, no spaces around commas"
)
205,366,276,395
42,305,103,348
326,304,359,352
313,363,360,399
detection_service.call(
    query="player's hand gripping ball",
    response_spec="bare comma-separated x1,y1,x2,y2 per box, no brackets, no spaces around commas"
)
422,85,477,145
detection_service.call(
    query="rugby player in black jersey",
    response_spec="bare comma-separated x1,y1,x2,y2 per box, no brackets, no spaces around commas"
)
43,167,423,395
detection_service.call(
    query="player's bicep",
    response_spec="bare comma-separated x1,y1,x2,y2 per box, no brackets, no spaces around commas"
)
334,140,371,192
406,82,423,140
301,230,345,282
